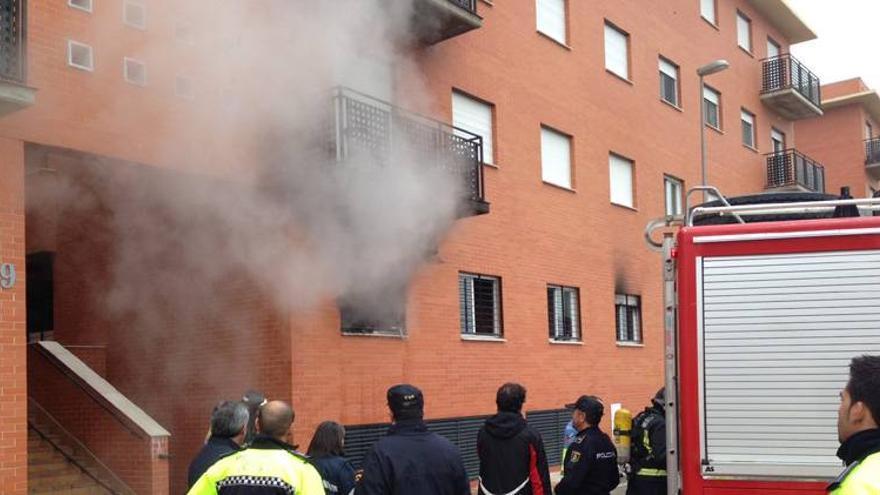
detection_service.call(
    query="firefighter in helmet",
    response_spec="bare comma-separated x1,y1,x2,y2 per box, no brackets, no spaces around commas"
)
828,355,880,494
627,388,667,495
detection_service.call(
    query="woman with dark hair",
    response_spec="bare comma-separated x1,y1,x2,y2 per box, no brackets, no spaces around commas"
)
307,421,357,495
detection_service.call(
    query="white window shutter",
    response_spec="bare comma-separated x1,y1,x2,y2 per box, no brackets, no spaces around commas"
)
536,0,566,44
701,0,716,23
767,39,780,58
452,92,494,165
604,24,629,79
659,59,677,79
703,86,720,105
609,155,634,207
737,13,751,51
541,127,572,188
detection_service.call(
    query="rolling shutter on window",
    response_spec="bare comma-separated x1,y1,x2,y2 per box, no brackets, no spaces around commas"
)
700,0,716,23
736,14,751,51
536,0,566,44
452,92,493,165
604,24,628,79
700,250,880,477
609,155,634,207
541,127,572,188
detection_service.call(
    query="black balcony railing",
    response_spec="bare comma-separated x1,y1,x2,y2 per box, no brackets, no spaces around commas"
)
331,87,487,214
447,0,477,14
761,54,821,110
866,137,880,166
0,0,26,84
766,149,825,193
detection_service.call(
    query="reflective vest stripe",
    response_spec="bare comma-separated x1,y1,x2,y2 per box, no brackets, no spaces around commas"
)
636,468,667,477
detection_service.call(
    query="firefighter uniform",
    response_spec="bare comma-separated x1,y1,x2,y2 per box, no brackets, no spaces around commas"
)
188,435,324,495
554,426,620,495
827,429,880,495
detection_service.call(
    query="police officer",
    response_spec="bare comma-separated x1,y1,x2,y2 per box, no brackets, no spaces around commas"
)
627,388,667,495
828,355,880,494
555,395,620,495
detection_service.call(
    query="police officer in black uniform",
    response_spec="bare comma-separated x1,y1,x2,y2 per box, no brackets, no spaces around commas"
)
555,395,620,495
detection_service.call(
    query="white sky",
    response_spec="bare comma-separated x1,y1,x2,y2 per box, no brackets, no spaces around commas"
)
788,0,879,90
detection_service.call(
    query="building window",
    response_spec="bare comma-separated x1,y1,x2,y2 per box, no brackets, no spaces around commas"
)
664,175,684,216
741,109,756,148
26,252,55,339
548,285,580,341
123,57,147,86
703,86,721,129
609,154,634,208
123,0,146,29
536,0,567,45
68,0,93,13
771,128,786,153
615,294,642,343
460,273,502,337
659,57,679,106
736,12,752,52
700,0,716,25
339,283,407,337
767,37,781,58
453,91,495,165
541,126,572,189
604,22,629,80
67,40,94,71
867,122,874,140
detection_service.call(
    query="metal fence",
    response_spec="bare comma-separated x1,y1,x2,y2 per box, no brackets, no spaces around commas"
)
761,54,821,109
331,87,486,209
0,0,26,83
447,0,478,14
866,137,880,165
766,149,826,193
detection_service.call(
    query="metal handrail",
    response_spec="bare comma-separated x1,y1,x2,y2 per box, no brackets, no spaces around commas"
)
765,148,825,192
760,53,821,108
866,137,880,165
447,0,477,14
688,197,880,226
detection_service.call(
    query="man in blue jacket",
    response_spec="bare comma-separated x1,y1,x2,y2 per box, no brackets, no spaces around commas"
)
355,384,470,495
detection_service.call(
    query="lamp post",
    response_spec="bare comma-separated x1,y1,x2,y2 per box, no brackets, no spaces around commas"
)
697,60,730,200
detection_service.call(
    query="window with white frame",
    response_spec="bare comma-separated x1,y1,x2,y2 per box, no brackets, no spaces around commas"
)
460,273,502,337
68,0,93,13
536,0,567,45
867,121,874,140
737,12,752,52
771,128,786,153
700,0,716,24
123,57,147,86
741,109,756,148
548,285,580,341
609,154,634,208
615,294,642,343
67,41,94,71
703,86,721,129
541,126,572,188
123,0,146,29
604,22,629,79
453,91,495,165
664,175,684,216
767,38,781,58
659,57,679,106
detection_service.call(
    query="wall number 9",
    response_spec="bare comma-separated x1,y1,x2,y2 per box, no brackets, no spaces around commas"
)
0,263,16,289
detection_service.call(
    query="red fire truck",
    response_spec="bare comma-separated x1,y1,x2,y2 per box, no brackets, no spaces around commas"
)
646,188,880,494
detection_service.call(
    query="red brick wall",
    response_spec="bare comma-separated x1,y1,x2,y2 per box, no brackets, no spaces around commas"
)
795,104,870,196
0,137,27,495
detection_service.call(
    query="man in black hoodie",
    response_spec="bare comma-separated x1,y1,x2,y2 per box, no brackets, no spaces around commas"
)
477,383,552,495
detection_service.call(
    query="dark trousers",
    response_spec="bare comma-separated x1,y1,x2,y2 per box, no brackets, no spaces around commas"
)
625,475,667,495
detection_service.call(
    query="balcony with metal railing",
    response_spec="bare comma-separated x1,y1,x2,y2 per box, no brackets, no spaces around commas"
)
331,87,489,217
0,0,35,115
760,54,823,120
765,149,826,193
867,137,880,179
410,0,482,45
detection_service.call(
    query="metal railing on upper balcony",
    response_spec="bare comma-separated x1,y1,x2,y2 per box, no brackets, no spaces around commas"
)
761,54,821,110
866,137,880,166
766,149,826,193
331,87,487,213
447,0,478,14
0,0,26,84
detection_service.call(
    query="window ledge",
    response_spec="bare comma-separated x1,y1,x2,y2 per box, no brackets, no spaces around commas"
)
483,162,500,170
611,202,638,212
606,70,634,86
479,0,493,5
342,332,406,340
549,339,584,346
536,31,572,51
616,341,645,348
743,143,759,153
461,334,506,343
543,181,576,193
660,98,683,112
701,17,720,31
738,46,755,58
706,124,724,135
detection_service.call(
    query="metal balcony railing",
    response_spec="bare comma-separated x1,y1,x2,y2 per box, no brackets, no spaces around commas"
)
766,149,826,193
761,54,821,109
447,0,477,14
0,0,26,84
866,137,880,166
331,87,487,214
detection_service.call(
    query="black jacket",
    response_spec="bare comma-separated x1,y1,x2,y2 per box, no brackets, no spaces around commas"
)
354,419,470,495
477,412,552,495
629,406,666,475
554,426,619,495
828,428,880,492
312,455,357,495
187,436,241,488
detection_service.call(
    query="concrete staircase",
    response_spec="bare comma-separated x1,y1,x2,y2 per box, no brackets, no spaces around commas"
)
27,426,115,494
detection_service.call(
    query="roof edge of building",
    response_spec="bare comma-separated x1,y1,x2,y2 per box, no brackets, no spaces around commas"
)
823,90,880,125
747,0,817,44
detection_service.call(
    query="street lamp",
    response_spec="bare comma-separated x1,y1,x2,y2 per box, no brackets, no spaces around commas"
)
697,59,730,200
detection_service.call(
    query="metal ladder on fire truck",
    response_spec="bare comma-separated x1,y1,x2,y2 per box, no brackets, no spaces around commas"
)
643,186,880,495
